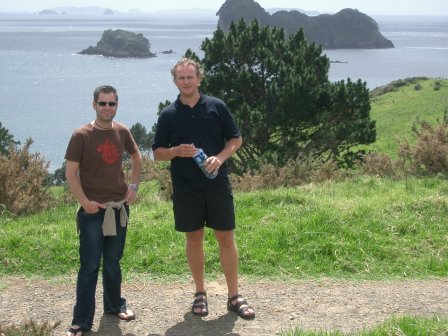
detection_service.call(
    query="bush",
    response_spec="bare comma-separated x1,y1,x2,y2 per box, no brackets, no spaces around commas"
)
0,138,54,215
359,116,448,178
230,156,349,192
359,152,398,177
138,157,172,200
398,119,448,176
139,155,345,194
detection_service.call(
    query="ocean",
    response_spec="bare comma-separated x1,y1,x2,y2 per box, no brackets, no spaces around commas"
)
0,13,447,172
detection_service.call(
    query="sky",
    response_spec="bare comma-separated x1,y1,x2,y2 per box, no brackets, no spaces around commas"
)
0,0,447,16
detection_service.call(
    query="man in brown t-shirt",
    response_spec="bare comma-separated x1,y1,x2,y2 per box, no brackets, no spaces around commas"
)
65,85,142,336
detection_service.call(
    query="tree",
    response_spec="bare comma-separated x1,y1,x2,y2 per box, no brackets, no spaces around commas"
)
0,122,20,156
185,19,375,171
50,160,66,186
130,122,153,155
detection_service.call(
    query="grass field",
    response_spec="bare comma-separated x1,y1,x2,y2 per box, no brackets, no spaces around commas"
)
1,176,447,280
362,78,448,158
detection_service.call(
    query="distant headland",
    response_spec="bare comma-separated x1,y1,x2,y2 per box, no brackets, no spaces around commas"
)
217,0,394,49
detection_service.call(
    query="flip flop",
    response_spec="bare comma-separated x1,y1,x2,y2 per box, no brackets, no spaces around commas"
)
117,308,135,321
67,326,83,336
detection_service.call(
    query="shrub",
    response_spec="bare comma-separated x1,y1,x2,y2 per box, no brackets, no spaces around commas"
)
0,138,54,215
138,157,172,200
230,156,349,192
397,118,448,176
359,152,398,177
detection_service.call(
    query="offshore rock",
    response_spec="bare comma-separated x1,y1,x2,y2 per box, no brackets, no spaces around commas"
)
79,29,156,58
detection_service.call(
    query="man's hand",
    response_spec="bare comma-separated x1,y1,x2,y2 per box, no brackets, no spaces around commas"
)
205,156,222,174
175,144,197,157
81,200,106,214
125,187,138,204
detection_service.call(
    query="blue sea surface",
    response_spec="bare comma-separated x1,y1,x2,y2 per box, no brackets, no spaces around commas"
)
0,13,447,171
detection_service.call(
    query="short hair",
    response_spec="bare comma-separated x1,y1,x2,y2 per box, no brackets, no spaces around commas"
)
93,85,118,102
170,57,204,80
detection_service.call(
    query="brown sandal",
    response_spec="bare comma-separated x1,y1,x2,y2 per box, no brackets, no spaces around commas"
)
192,292,208,317
227,294,255,319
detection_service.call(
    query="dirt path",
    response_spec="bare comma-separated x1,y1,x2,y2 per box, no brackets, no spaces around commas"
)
1,277,447,335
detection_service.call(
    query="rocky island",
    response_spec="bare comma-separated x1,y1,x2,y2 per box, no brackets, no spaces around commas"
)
78,29,156,58
38,9,58,15
217,0,394,49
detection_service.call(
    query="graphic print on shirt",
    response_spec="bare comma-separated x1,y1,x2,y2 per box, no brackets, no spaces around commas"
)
97,139,120,164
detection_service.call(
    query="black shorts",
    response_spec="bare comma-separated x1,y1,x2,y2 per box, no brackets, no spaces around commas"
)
172,182,235,232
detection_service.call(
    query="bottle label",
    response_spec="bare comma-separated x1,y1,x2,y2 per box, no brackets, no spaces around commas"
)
193,149,207,165
192,148,217,179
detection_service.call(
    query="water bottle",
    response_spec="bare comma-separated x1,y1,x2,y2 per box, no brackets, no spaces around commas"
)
193,148,218,179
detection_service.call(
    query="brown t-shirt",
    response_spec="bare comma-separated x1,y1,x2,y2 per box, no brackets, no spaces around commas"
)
65,122,138,203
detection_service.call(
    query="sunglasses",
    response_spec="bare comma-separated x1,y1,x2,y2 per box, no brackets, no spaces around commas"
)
97,101,117,107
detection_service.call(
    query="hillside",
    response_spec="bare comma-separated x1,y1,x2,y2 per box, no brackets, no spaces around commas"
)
216,0,393,49
364,78,448,158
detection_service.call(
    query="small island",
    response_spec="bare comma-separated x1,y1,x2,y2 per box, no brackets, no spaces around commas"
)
78,29,156,58
38,9,58,15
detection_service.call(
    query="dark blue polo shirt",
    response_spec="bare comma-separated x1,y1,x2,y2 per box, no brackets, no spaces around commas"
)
152,93,241,189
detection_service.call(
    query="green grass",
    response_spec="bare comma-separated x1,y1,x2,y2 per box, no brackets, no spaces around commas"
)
282,315,448,336
363,78,448,158
1,176,447,280
0,320,60,336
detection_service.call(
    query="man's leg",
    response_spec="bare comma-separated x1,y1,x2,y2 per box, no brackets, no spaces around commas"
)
186,228,207,314
214,229,255,318
71,209,104,332
103,208,128,317
173,185,208,315
186,228,205,292
214,230,239,296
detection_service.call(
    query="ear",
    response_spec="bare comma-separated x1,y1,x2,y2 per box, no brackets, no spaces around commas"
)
92,101,96,110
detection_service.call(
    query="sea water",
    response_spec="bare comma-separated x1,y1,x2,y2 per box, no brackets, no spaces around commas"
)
0,13,447,171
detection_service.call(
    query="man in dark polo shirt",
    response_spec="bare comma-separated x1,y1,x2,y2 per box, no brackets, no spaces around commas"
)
152,58,255,319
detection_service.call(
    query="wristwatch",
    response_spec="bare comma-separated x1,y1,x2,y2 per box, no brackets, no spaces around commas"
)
129,183,139,191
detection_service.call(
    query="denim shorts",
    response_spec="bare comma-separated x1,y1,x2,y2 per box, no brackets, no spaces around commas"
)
172,182,235,232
